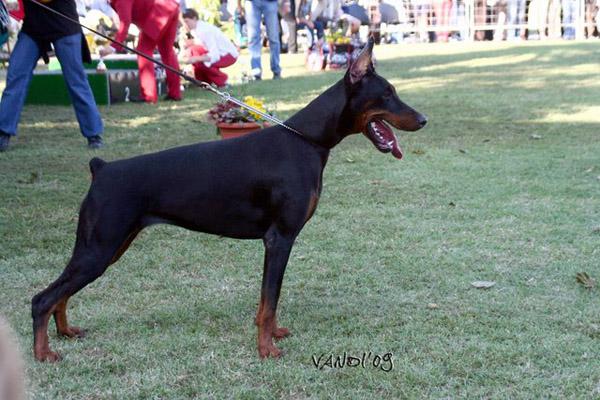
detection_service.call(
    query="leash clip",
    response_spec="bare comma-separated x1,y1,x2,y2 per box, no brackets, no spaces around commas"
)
220,92,232,102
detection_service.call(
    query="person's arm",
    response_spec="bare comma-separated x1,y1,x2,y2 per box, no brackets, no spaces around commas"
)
188,55,211,63
199,28,221,66
181,53,210,64
111,0,132,51
180,45,210,65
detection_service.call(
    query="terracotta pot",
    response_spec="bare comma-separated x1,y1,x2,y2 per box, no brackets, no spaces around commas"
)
217,122,262,140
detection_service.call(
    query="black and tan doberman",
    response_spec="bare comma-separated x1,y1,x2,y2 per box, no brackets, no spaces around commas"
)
31,38,427,361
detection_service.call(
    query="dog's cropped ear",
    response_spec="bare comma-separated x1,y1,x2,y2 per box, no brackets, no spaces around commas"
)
348,36,375,85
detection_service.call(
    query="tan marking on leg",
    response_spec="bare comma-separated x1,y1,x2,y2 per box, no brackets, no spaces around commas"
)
54,298,85,339
255,297,282,358
34,309,61,362
109,228,141,265
305,192,320,223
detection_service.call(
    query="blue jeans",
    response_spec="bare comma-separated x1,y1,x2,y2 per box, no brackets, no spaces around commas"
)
507,0,527,39
245,0,281,77
562,0,578,38
0,32,103,137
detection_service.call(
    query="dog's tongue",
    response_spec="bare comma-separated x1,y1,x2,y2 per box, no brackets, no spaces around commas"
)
390,135,403,159
373,120,403,159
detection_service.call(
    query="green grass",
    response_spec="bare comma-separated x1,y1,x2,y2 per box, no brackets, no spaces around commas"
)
1,40,600,399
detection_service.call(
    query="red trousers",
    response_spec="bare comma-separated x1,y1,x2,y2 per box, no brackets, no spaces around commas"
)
137,10,181,102
189,45,237,87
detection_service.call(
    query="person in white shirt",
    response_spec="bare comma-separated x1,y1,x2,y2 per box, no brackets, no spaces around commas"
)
182,8,239,87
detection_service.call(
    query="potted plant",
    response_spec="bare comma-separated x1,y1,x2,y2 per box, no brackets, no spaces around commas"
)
208,96,273,140
325,31,353,70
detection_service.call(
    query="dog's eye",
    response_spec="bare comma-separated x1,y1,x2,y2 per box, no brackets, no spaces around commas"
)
383,87,395,98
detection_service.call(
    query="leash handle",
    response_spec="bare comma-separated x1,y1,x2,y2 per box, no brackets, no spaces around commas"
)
26,0,305,137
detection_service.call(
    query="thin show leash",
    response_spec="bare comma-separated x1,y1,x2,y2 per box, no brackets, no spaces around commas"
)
26,0,306,138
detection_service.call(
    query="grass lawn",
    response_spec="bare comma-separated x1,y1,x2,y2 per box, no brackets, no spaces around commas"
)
1,40,600,399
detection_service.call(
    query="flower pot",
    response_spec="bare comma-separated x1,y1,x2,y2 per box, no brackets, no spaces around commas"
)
217,122,263,140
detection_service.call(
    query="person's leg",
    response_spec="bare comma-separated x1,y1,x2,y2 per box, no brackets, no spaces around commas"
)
196,54,237,87
547,0,561,38
494,2,507,41
562,0,571,37
314,19,325,40
570,0,578,37
507,0,518,38
234,10,244,46
0,32,41,138
431,0,442,41
193,63,219,85
440,0,452,41
286,19,297,53
415,5,428,41
263,0,281,77
245,0,264,78
458,2,468,39
136,32,159,103
156,11,182,100
475,0,487,40
583,0,590,36
539,0,549,39
517,0,527,37
53,33,104,139
192,63,208,82
212,53,237,69
186,44,209,81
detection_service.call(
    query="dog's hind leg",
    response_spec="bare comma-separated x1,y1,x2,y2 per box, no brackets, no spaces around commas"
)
32,197,142,362
52,227,141,342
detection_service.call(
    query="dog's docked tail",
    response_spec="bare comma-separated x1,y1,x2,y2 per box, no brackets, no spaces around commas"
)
89,157,107,178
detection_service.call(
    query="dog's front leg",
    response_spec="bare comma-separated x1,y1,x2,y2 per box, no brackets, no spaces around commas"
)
256,226,295,358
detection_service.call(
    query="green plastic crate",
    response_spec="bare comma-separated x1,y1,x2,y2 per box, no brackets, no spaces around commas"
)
25,70,110,106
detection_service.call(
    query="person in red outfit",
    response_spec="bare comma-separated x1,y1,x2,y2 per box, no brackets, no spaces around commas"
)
102,0,182,102
182,8,238,88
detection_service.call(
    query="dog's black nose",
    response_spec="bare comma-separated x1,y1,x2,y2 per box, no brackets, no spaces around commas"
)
417,114,428,128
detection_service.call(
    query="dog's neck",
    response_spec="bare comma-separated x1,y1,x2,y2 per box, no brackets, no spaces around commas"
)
285,79,354,149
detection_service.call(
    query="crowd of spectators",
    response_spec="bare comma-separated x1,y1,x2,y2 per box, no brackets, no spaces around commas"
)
0,0,598,88
218,0,600,48
3,0,599,69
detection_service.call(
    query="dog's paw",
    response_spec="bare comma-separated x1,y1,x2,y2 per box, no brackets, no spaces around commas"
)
258,343,282,359
36,350,62,363
272,327,291,340
58,326,86,339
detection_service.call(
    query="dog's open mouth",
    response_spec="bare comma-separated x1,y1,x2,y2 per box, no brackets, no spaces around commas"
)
365,119,403,159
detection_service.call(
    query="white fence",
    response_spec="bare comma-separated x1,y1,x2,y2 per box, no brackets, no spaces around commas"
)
369,0,598,41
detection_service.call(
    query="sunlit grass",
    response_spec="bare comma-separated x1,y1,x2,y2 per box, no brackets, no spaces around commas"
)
536,105,600,123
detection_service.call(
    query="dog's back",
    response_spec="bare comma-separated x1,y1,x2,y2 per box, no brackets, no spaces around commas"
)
84,127,327,239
